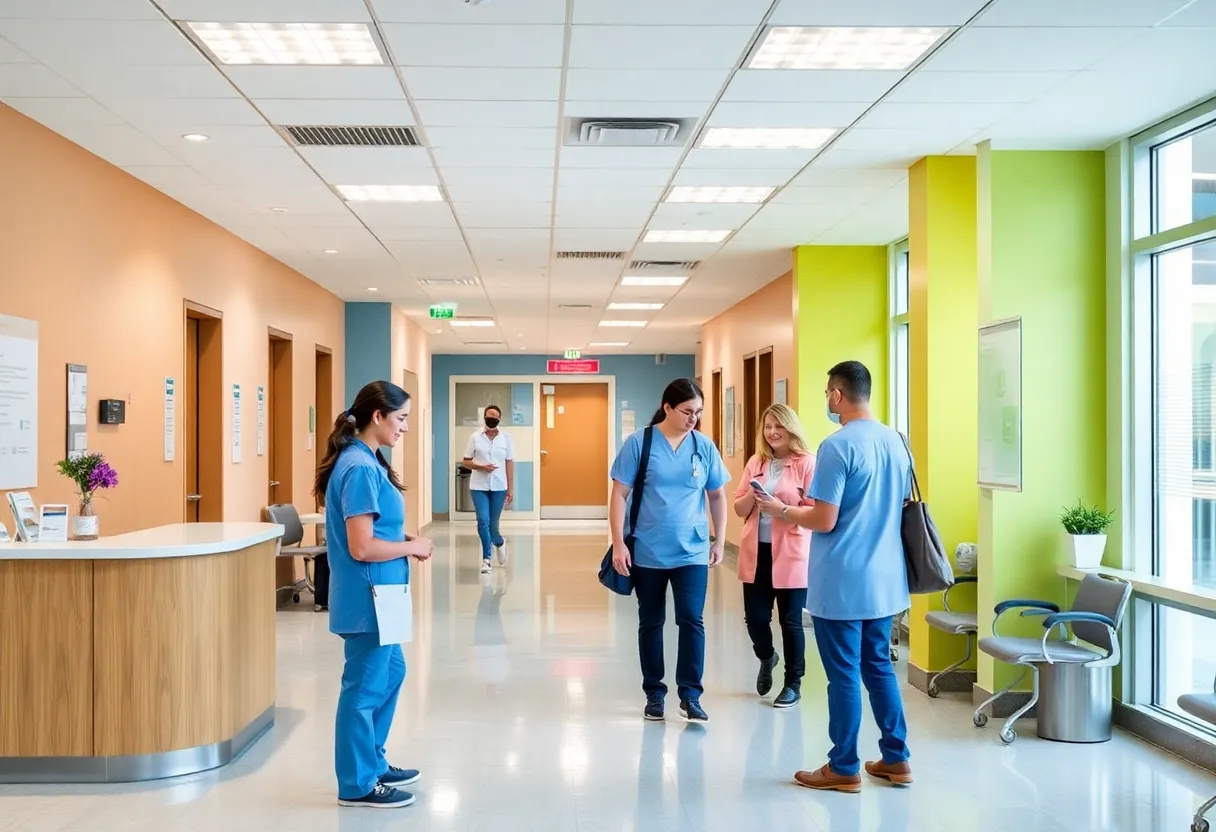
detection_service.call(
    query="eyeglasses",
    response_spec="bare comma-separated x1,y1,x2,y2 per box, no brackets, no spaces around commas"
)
675,407,704,419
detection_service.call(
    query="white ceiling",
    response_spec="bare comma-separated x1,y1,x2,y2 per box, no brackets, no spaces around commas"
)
2,0,1215,354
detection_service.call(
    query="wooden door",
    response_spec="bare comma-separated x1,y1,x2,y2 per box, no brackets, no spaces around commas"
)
743,354,758,460
540,383,609,519
267,332,293,508
758,349,774,417
400,369,420,536
314,347,333,506
185,302,223,522
185,318,199,523
711,369,722,450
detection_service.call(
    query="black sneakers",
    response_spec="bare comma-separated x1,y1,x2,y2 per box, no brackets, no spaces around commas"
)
773,686,801,709
380,766,421,788
757,652,780,697
338,783,415,809
680,698,708,722
644,693,665,721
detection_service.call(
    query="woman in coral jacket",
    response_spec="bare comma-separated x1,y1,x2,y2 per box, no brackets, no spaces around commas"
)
732,403,815,709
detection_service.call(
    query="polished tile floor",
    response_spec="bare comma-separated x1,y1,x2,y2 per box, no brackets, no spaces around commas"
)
4,521,1216,831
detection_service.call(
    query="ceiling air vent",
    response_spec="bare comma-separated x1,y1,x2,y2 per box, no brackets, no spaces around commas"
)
282,125,420,147
630,259,702,271
565,117,697,147
418,277,477,287
557,303,594,310
556,251,626,260
463,341,504,346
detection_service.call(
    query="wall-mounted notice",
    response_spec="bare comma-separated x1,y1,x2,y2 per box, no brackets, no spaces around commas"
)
775,378,788,406
978,317,1022,491
724,386,736,457
0,314,38,490
256,385,266,457
307,404,315,451
621,409,636,438
231,383,243,464
66,363,88,461
164,377,176,461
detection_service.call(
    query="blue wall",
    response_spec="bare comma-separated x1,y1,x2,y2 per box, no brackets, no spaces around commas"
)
432,354,696,513
344,303,392,406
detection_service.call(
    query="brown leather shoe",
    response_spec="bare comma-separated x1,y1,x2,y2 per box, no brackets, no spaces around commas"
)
793,765,862,793
864,759,913,785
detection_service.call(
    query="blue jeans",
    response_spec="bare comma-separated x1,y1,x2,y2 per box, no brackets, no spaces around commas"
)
335,633,406,799
811,616,910,776
633,564,708,701
471,489,507,561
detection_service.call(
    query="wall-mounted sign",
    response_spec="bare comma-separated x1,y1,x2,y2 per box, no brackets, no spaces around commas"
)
547,359,600,374
564,349,581,359
428,304,457,319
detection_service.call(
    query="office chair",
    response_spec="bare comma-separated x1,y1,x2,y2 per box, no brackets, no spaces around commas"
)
265,504,326,607
973,573,1130,744
924,575,979,697
1178,689,1216,832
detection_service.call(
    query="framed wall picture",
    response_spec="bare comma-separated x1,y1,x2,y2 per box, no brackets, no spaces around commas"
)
723,385,735,456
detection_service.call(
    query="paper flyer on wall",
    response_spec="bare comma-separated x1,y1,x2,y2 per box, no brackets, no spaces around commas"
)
6,490,39,542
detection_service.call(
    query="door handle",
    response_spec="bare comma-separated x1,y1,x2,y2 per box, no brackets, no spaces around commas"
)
186,494,202,502
269,480,281,487
540,450,549,455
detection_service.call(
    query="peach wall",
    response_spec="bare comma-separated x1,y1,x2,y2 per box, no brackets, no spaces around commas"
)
0,104,344,533
698,272,796,547
391,307,433,533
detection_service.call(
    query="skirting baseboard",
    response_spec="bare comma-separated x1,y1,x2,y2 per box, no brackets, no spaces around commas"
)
1114,701,1216,774
908,662,975,695
972,682,1037,719
432,512,450,521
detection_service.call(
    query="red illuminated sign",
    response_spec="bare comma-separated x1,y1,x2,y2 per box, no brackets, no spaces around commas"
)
547,359,600,374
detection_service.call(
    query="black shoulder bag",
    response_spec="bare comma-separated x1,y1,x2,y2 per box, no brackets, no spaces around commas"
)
598,426,654,596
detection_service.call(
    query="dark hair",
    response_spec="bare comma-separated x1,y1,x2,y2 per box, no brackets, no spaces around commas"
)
648,378,704,427
313,380,409,503
484,405,502,417
827,360,872,403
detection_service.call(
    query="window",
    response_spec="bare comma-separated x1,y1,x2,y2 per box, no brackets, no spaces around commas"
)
890,240,910,436
1153,121,1216,234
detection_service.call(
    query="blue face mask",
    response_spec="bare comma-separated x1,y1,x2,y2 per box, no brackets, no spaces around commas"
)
826,393,842,425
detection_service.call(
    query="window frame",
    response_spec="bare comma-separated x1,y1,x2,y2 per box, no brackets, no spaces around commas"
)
889,238,910,435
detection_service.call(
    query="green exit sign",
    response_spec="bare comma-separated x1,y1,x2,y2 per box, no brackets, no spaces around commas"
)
429,304,456,319
564,349,581,359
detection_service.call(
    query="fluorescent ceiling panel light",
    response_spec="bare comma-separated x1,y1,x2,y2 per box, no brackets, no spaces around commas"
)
700,127,835,150
665,186,773,204
749,26,948,70
323,249,338,254
182,132,210,142
449,319,495,327
185,21,384,66
418,277,477,286
599,320,648,328
643,230,730,243
589,342,629,347
367,287,378,292
337,185,443,203
621,276,687,287
608,302,664,311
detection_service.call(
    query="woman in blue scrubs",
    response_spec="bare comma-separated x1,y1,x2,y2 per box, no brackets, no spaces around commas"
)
313,381,434,809
609,378,730,722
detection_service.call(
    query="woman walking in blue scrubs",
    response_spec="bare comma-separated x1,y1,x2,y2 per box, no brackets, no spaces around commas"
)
313,381,434,809
609,379,730,722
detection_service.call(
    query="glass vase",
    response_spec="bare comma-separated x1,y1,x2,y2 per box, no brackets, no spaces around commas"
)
73,496,99,540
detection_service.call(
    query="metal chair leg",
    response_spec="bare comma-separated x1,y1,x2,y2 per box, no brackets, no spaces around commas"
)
1192,792,1216,832
973,666,1027,729
997,665,1040,745
928,632,974,698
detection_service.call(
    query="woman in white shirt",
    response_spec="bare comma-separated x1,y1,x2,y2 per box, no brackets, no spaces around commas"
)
462,405,514,574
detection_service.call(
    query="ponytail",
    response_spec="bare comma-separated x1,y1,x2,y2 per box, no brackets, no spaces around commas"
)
647,408,667,427
312,380,410,503
647,378,705,428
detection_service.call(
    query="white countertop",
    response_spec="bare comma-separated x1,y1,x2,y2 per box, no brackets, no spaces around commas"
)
0,522,284,560
1057,563,1216,617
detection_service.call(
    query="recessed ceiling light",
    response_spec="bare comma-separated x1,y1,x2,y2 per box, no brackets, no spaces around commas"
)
449,319,495,327
367,287,378,292
323,249,338,254
599,320,648,328
700,127,836,150
749,26,949,71
620,275,687,287
337,185,444,203
665,186,774,204
608,302,664,311
184,21,385,66
589,341,629,347
182,133,210,142
644,230,730,243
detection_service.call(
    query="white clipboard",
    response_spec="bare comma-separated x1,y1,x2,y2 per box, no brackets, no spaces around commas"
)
372,583,412,646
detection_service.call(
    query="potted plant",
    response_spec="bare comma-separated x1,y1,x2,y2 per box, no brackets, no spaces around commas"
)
56,452,119,540
1060,500,1115,569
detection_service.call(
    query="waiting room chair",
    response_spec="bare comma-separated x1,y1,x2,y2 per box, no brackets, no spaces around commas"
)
265,504,326,606
1177,689,1216,832
924,575,979,697
973,573,1131,744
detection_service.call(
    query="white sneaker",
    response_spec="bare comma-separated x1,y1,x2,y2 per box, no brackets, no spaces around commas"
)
480,559,492,574
495,539,508,566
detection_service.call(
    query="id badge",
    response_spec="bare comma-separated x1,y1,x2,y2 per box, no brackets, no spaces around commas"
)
692,458,703,482
372,584,413,646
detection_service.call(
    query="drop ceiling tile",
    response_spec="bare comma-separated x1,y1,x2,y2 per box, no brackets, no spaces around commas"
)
569,26,755,69
142,124,288,148
565,69,729,103
555,184,664,202
255,98,415,126
0,63,80,97
789,167,907,188
767,185,878,208
446,183,555,203
279,225,382,249
978,0,1191,26
159,184,261,220
651,203,761,227
453,202,553,228
554,204,656,226
858,101,1015,130
724,70,903,103
297,146,437,183
557,167,673,186
1158,0,1216,25
158,0,373,21
370,224,465,242
54,123,184,167
631,241,726,260
226,184,349,214
432,146,555,168
574,0,773,25
348,202,458,227
562,102,708,122
924,26,1141,72
672,168,800,187
97,97,268,131
182,146,320,185
403,67,561,101
441,166,555,186
270,212,366,229
833,127,973,155
383,24,564,67
222,67,404,100
553,228,641,249
0,36,30,62
560,146,683,169
746,202,860,230
0,0,160,19
771,0,986,25
59,64,239,99
0,20,206,67
3,96,124,127
373,0,566,24
464,228,551,244
122,165,213,189
425,126,556,149
706,101,869,128
415,99,558,128
886,70,1070,103
811,147,922,169
682,148,814,171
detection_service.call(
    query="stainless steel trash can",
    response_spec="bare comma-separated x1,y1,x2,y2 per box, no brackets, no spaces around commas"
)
455,465,475,513
1037,661,1113,743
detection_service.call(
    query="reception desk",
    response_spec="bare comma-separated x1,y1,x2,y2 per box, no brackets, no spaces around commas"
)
0,522,284,783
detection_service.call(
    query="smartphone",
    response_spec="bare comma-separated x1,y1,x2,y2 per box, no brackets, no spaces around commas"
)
749,478,773,498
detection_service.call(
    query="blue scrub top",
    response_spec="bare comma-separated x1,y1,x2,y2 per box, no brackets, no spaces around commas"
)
324,439,409,635
610,427,729,569
807,419,911,621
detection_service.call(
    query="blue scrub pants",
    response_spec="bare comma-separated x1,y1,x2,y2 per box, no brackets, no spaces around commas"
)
335,632,405,799
471,489,507,561
811,616,910,776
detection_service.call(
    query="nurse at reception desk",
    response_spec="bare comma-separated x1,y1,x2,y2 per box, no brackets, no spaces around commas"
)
0,521,285,783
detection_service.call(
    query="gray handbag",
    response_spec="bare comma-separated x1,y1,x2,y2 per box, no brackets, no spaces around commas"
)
897,432,954,594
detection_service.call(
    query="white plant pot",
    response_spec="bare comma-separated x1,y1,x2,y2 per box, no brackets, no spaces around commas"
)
72,514,99,541
1068,533,1107,569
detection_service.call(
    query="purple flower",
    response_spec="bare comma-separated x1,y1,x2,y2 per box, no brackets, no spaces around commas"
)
87,461,119,491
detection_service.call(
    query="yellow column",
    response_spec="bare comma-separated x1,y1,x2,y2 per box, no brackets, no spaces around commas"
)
792,246,888,447
906,157,980,692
